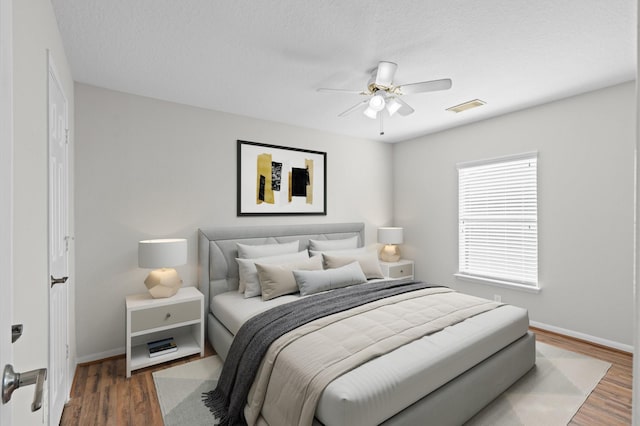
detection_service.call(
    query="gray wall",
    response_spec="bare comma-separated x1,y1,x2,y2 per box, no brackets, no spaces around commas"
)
74,84,393,361
394,82,635,349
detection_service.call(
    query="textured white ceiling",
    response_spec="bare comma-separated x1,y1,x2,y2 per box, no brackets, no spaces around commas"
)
51,0,636,143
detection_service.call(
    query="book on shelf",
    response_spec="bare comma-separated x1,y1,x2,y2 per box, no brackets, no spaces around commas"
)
147,337,178,358
147,337,174,349
149,345,177,358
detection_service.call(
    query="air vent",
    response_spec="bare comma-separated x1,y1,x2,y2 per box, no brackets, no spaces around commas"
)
446,99,486,113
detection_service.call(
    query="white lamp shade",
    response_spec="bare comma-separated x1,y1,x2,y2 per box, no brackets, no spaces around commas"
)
363,107,378,119
368,94,385,112
138,238,187,268
378,227,404,245
386,98,402,116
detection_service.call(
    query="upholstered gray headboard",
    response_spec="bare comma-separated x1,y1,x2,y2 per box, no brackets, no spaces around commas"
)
197,222,364,313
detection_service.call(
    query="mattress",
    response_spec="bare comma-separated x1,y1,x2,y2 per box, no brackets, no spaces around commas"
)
212,291,303,335
211,289,529,426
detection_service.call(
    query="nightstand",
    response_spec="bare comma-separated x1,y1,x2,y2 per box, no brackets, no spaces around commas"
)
380,259,414,280
125,286,204,377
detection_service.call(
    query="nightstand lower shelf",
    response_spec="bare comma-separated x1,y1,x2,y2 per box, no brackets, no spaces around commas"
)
130,331,201,372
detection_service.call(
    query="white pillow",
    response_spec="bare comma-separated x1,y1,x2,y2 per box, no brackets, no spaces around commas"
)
256,255,323,301
323,251,384,279
237,250,309,298
309,245,373,258
294,262,367,296
236,240,299,259
308,236,359,251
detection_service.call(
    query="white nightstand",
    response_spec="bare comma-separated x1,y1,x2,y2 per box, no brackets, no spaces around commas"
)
380,259,414,280
125,286,204,377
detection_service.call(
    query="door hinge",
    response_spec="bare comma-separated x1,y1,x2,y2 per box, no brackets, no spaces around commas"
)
66,344,69,360
65,128,69,144
64,235,74,252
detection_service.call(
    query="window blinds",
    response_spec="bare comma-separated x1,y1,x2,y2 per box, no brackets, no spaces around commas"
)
458,153,538,287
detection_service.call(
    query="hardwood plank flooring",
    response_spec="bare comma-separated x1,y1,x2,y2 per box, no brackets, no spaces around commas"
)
61,342,215,426
532,327,633,426
60,330,631,425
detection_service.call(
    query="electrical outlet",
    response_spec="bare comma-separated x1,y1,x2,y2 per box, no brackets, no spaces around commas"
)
493,294,502,303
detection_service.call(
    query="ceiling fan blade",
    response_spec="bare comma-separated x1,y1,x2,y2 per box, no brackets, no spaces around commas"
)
399,78,452,95
395,97,415,116
374,61,398,87
338,100,368,117
317,88,367,95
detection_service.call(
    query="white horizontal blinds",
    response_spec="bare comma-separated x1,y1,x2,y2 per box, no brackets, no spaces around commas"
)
458,154,538,286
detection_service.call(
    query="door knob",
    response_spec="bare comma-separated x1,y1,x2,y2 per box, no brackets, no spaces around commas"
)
50,275,68,288
2,364,47,411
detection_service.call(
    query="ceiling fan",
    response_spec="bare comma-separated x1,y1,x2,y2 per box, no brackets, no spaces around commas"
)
317,61,452,135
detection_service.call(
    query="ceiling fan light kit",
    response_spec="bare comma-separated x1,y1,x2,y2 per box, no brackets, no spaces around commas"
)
318,61,453,135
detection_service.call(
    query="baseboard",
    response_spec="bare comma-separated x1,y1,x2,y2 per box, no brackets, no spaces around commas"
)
76,346,125,364
530,321,633,354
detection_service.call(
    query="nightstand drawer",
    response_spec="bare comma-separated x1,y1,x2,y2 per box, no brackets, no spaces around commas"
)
130,299,201,333
386,262,413,278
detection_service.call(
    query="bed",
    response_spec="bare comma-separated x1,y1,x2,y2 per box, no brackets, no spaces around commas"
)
197,222,535,425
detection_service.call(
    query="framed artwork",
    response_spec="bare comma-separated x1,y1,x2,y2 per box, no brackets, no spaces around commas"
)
237,140,327,216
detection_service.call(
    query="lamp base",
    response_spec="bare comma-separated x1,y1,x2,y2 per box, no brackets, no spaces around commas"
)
379,244,400,263
144,268,182,298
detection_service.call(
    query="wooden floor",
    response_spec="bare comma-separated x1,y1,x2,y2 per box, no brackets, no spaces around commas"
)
60,342,215,426
60,329,632,426
533,327,633,426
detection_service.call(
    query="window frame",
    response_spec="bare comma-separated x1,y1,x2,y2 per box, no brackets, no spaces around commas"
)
455,152,540,292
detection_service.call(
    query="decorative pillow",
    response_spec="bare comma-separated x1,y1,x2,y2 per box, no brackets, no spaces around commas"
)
256,256,323,301
294,261,367,296
308,245,372,258
237,250,309,298
308,236,359,251
236,240,299,259
323,251,384,279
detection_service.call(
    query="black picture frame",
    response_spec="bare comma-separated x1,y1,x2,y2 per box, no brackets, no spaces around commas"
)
237,140,327,216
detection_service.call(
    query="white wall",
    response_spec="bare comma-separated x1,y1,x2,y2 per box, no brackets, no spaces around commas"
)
13,0,75,423
74,83,392,361
394,82,636,349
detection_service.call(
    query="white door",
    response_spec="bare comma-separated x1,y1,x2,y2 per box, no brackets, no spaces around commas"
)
0,0,13,424
48,55,69,426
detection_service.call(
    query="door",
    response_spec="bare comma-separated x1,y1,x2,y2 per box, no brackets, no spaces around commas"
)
0,0,13,424
48,55,69,426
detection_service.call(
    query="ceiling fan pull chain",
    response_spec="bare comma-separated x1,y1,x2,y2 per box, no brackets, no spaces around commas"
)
379,112,384,136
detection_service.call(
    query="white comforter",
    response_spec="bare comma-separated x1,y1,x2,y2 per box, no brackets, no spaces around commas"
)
244,288,501,426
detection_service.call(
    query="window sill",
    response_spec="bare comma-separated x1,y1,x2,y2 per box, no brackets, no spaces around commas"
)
453,273,541,294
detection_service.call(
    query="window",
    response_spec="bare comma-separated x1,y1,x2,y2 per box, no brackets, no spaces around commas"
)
456,153,538,289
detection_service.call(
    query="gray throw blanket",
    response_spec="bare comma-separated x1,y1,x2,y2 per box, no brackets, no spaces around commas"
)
202,279,442,426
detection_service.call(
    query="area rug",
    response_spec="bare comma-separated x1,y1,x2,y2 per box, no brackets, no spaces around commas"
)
153,356,223,426
153,342,611,426
465,342,611,425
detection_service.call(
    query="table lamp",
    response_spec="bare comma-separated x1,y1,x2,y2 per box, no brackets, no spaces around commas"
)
378,227,403,262
138,238,187,298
